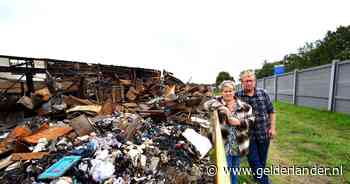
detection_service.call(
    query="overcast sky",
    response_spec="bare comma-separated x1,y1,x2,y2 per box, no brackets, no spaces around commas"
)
0,0,349,84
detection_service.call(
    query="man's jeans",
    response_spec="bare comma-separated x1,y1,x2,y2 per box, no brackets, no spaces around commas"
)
247,138,270,184
227,154,240,184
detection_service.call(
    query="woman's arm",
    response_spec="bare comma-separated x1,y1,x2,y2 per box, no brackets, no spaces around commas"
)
226,112,241,126
204,97,242,126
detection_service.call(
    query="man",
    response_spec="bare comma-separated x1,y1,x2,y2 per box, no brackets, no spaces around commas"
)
236,70,276,184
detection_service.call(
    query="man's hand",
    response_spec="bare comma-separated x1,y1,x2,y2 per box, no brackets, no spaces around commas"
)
269,113,276,139
268,126,276,139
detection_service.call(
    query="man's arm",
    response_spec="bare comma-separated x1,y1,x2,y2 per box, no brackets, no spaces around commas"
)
262,89,276,139
268,112,276,139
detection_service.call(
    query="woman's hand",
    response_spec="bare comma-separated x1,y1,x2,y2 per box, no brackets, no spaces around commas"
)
227,117,240,126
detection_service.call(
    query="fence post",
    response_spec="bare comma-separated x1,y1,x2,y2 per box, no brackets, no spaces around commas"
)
328,60,338,111
263,77,266,90
292,69,298,105
274,75,278,101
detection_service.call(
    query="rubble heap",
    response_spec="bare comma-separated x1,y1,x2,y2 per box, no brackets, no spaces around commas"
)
0,69,216,184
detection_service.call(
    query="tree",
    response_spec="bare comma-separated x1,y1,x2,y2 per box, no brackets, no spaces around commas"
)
215,71,234,86
255,60,276,78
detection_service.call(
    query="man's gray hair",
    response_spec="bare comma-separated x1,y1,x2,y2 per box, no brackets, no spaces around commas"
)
239,69,256,81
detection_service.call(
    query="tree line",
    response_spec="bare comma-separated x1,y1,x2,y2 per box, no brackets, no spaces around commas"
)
255,25,350,78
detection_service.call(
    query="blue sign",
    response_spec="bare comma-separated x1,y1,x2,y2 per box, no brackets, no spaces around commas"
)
274,65,285,76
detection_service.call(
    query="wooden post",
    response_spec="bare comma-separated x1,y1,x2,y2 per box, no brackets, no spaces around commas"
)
25,66,34,96
210,110,231,184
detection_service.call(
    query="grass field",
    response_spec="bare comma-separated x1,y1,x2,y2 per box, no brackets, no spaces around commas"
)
237,101,350,184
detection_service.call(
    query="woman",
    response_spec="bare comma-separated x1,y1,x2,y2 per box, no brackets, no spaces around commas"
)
204,80,254,184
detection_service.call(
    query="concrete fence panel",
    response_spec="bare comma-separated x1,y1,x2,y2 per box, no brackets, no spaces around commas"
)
277,72,294,103
295,65,332,110
334,60,350,114
265,76,275,101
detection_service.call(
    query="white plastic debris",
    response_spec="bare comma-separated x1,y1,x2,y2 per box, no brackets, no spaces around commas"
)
182,128,212,159
128,149,141,167
147,157,160,173
160,152,169,164
90,159,115,182
140,154,147,169
191,116,211,128
0,132,9,139
5,161,20,171
17,96,34,109
160,126,171,135
95,149,109,160
114,177,125,184
33,138,48,152
77,135,90,141
49,177,73,184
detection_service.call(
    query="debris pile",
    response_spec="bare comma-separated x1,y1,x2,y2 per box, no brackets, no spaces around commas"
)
0,67,216,184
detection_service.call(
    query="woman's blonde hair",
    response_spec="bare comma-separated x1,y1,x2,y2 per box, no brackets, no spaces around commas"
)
219,80,236,91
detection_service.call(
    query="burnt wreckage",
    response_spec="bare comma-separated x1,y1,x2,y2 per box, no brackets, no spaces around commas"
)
0,55,220,184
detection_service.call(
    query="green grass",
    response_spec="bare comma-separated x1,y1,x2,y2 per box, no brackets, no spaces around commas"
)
237,101,350,184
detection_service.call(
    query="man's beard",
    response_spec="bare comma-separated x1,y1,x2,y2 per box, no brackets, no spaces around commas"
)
244,88,253,93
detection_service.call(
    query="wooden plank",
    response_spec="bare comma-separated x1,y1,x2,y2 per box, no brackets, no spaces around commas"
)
210,110,231,184
11,152,49,161
70,114,94,136
23,127,73,144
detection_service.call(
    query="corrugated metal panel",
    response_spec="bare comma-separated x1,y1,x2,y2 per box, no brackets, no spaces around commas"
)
0,57,12,80
0,58,46,81
0,57,9,66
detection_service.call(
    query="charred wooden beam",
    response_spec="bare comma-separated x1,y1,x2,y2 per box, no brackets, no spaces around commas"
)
0,66,47,74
